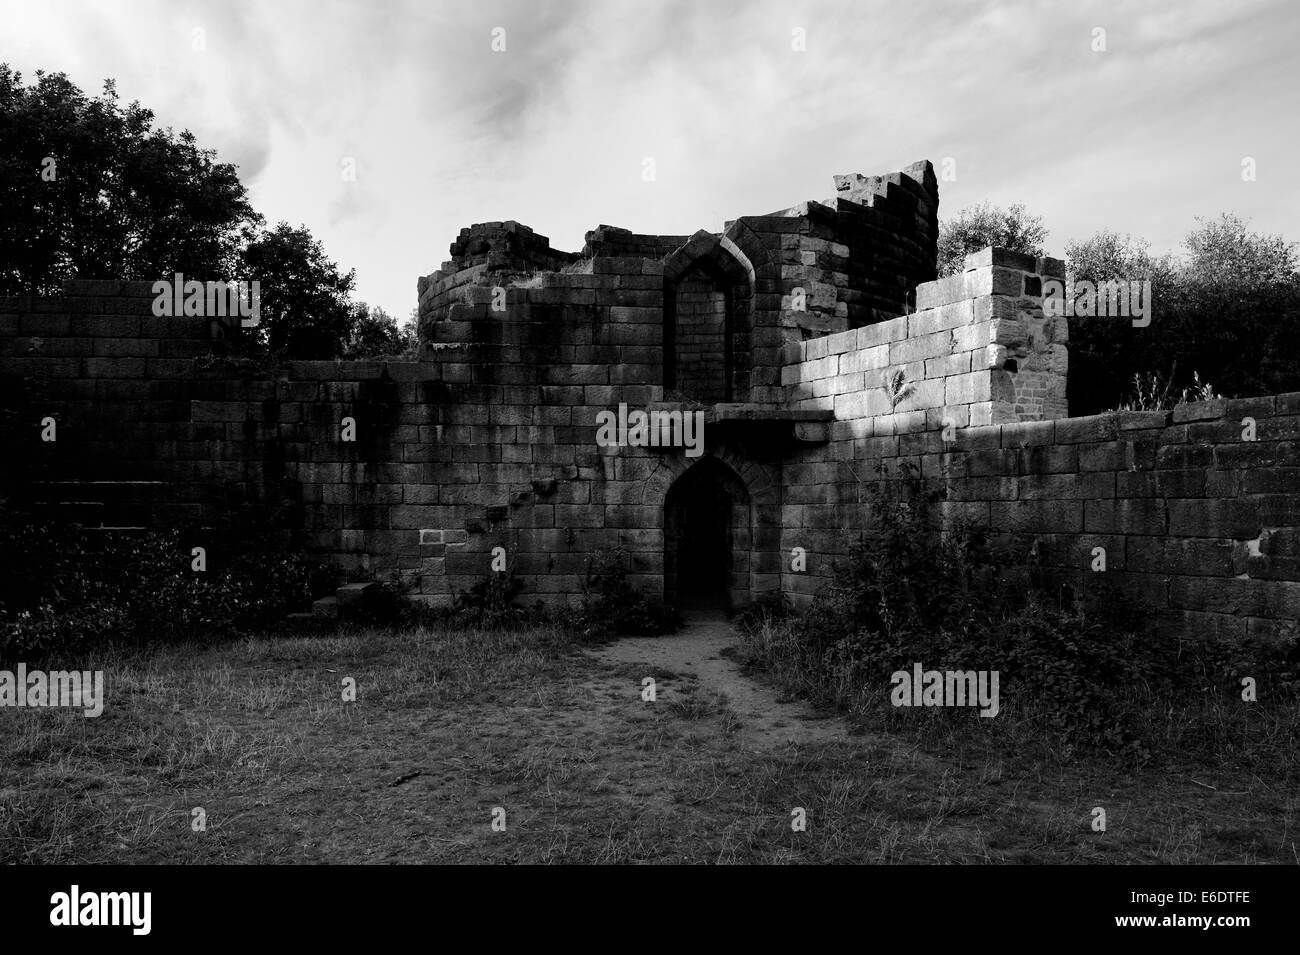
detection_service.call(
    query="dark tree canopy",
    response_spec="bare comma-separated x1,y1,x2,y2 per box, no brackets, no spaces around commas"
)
241,223,358,359
0,65,261,295
1066,215,1300,415
1,65,419,358
343,304,418,359
937,197,1300,413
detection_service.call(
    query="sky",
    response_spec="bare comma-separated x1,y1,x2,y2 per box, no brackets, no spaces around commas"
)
2,0,1297,321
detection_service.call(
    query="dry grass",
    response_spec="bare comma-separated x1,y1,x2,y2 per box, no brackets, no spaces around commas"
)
2,624,1296,864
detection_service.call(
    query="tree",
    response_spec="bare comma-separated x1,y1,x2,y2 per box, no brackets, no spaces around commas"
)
1065,216,1300,415
936,201,1048,276
239,223,358,359
0,65,260,294
343,305,418,358
1170,214,1300,402
1065,230,1177,286
1,65,385,361
1064,231,1179,414
1183,213,1296,287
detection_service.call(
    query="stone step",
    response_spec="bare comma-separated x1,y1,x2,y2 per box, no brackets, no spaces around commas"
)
287,581,383,629
30,480,167,503
336,581,379,607
311,596,340,618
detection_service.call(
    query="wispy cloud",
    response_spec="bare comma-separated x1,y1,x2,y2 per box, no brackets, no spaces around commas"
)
2,0,1296,318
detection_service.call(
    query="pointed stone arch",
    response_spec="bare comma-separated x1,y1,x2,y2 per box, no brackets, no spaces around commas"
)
663,229,757,285
641,447,777,507
721,218,776,285
643,450,780,612
663,231,765,403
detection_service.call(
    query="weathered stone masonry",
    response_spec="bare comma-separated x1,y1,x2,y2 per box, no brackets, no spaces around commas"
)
1,158,1297,642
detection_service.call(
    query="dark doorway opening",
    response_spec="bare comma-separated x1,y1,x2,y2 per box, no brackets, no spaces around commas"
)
663,458,750,614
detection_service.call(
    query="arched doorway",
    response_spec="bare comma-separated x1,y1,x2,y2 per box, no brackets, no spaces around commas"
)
663,457,752,613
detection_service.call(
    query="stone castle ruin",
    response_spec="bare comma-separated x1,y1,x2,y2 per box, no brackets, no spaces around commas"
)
2,160,1297,641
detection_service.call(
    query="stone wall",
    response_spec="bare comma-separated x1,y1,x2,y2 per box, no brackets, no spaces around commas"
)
2,160,1297,643
769,159,939,336
778,391,1300,642
781,248,1069,433
0,280,455,581
0,277,792,607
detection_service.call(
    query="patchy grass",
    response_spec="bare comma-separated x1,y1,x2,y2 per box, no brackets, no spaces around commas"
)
2,625,1296,864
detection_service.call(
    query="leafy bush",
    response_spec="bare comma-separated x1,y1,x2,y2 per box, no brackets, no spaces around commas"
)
448,571,533,630
579,546,679,638
319,550,679,637
732,592,793,632
0,517,324,660
739,468,1299,758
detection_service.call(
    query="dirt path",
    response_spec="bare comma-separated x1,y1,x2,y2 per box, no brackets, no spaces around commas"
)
590,612,844,749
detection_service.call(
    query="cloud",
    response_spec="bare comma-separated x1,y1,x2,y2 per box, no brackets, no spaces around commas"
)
2,0,1297,318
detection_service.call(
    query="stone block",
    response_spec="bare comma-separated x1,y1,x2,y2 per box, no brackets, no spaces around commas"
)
1084,499,1167,535
1167,499,1259,539
1172,398,1228,423
990,500,1083,534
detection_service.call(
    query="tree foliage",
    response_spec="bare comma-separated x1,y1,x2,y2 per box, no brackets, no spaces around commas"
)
239,222,358,358
1,65,417,359
1067,215,1300,414
937,201,1047,276
343,305,418,359
0,66,260,295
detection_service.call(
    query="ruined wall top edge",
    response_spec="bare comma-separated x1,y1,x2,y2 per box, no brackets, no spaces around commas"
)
417,159,939,297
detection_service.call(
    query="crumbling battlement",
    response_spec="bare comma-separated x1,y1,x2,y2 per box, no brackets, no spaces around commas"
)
417,160,939,348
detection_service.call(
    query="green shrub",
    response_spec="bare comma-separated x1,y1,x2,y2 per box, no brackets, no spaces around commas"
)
363,550,679,638
0,517,324,660
739,468,1299,758
448,571,533,629
580,546,679,638
732,593,792,632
